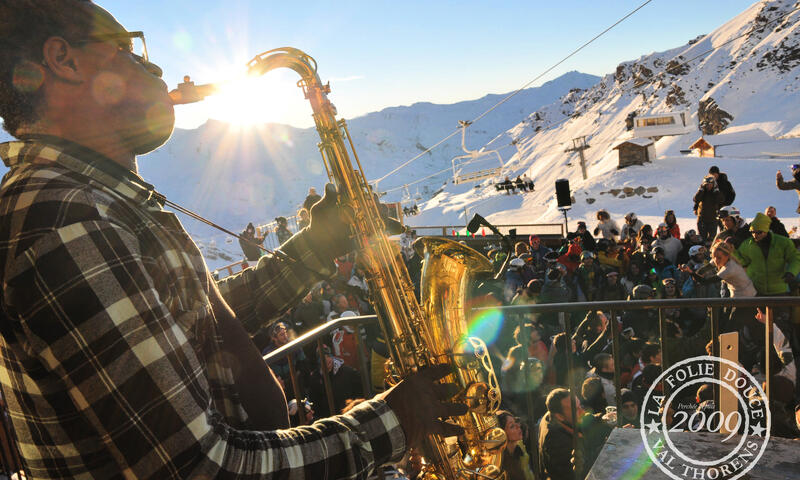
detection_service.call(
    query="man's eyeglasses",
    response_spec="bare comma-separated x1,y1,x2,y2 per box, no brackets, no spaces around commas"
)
72,31,162,78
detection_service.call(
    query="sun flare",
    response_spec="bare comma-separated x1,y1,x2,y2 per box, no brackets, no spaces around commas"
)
204,70,307,127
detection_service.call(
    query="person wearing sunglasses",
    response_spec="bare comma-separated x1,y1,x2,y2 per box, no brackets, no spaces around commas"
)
0,2,463,479
735,213,800,296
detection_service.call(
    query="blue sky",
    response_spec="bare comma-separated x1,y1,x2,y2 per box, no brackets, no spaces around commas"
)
97,0,757,129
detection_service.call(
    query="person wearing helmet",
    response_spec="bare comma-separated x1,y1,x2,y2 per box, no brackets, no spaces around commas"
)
504,257,529,303
651,245,678,281
651,223,682,265
714,206,749,247
776,164,800,214
694,175,725,243
679,244,718,300
687,245,708,267
576,251,601,301
621,212,644,242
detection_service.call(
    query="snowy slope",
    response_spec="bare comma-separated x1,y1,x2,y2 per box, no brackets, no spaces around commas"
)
412,0,800,239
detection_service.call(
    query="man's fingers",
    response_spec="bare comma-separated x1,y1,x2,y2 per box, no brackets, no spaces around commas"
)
440,401,468,417
431,382,460,400
431,420,465,438
419,364,453,381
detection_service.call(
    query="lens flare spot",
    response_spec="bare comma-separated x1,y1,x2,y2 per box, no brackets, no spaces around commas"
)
467,308,503,345
12,61,45,93
172,30,193,52
91,71,125,105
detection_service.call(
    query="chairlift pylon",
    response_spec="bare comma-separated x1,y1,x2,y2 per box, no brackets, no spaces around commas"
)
451,120,504,185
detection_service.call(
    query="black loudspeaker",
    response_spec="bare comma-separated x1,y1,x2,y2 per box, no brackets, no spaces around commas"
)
555,179,571,207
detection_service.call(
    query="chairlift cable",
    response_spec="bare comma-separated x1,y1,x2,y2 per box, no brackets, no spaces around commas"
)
466,4,800,164
372,0,655,184
381,3,800,197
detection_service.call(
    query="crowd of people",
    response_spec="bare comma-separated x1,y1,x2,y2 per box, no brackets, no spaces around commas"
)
253,165,800,480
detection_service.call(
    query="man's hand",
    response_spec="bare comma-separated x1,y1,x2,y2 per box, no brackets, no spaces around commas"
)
306,183,404,259
777,170,784,181
378,364,468,448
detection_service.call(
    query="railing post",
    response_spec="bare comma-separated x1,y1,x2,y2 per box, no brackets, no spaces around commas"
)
658,308,670,400
764,306,774,402
561,311,579,458
710,307,720,410
286,355,306,425
317,338,337,416
610,309,622,427
355,324,372,396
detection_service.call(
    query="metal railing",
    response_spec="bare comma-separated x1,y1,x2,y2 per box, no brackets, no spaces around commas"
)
262,296,798,432
264,315,378,425
479,296,799,426
0,297,794,476
410,223,565,238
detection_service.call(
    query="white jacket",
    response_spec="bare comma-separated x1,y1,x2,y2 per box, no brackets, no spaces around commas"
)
594,219,620,240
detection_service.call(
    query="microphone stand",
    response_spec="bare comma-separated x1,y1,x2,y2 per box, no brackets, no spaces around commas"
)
467,214,516,281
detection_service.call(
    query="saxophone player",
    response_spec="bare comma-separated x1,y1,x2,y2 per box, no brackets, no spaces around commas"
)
0,1,466,478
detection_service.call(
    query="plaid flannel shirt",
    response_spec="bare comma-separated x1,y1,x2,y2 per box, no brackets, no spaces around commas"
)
0,139,405,479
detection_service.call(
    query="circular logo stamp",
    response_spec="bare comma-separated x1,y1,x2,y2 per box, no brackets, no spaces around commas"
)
640,356,770,480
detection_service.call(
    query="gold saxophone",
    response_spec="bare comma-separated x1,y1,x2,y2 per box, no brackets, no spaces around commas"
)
174,47,506,480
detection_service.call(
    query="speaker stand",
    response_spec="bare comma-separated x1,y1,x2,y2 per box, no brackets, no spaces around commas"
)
558,206,571,239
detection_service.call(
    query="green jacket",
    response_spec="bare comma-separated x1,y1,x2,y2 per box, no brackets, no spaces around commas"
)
734,233,800,295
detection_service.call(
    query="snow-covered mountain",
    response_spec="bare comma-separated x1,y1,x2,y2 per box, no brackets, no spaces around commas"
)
414,0,800,238
3,0,799,272
0,71,599,268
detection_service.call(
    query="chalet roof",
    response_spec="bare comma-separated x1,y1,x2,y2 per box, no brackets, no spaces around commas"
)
636,111,688,120
689,128,773,149
613,137,654,149
688,128,800,158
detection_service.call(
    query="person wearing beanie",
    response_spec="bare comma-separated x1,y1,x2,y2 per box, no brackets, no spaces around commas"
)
708,165,736,207
734,212,800,296
776,164,800,214
570,221,597,252
693,175,725,243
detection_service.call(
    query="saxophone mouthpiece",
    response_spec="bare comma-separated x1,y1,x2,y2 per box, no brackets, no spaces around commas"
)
168,75,219,105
